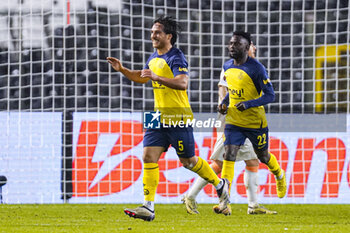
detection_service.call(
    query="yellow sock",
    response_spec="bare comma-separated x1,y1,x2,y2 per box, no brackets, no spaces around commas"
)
267,153,283,178
222,160,235,191
143,163,159,202
191,157,221,186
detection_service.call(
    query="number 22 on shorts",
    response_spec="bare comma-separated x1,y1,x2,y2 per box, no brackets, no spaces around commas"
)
257,133,267,146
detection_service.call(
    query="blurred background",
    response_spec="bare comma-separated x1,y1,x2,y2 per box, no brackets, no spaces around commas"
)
0,0,348,114
0,0,349,204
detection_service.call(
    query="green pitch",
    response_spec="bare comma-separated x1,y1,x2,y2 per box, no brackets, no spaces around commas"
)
0,204,349,232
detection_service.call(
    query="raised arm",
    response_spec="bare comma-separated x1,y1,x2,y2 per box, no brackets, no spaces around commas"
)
141,69,188,90
107,57,149,84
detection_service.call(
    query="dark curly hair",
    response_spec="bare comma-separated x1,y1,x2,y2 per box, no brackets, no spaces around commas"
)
233,31,251,46
154,15,180,45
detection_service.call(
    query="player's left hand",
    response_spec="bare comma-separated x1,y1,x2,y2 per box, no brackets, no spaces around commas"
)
235,102,246,111
217,103,227,114
141,69,159,81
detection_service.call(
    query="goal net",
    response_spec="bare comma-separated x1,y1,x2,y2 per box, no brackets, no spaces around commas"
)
0,0,349,204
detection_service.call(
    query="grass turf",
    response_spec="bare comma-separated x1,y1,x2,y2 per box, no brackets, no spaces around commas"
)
0,204,349,232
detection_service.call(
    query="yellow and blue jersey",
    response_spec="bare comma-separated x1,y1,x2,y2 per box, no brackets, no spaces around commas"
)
223,57,275,129
144,47,193,123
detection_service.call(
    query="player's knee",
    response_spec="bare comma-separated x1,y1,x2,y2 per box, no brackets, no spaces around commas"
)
256,150,269,164
182,161,195,169
259,156,269,164
245,159,259,167
142,153,157,163
183,164,193,170
223,152,232,161
179,157,196,170
224,145,240,161
259,155,270,164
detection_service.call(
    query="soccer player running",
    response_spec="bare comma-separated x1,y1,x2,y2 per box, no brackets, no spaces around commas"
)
107,15,229,222
215,31,287,214
182,42,277,215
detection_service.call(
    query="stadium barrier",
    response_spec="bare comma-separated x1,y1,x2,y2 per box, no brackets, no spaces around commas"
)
0,112,349,204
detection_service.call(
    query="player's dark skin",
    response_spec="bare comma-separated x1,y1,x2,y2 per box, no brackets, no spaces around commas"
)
220,35,271,165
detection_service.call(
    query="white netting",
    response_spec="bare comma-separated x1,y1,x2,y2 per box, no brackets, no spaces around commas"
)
1,0,348,113
0,0,349,203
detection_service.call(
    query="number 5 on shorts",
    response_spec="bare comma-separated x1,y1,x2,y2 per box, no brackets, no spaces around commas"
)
178,140,184,151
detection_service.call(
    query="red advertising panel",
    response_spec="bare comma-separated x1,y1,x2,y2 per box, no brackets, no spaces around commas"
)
71,113,350,204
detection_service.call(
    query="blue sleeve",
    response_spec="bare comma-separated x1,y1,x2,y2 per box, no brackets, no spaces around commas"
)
144,57,151,69
221,92,230,106
244,65,275,109
171,55,189,77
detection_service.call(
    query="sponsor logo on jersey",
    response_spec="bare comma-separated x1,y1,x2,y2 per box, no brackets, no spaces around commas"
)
229,88,244,98
263,78,271,84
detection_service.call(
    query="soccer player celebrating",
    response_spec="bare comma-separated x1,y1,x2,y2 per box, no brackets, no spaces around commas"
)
182,42,277,215
107,15,229,221
215,31,287,214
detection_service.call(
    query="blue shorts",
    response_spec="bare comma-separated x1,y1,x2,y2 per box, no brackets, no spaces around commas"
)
143,126,195,158
224,124,269,151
